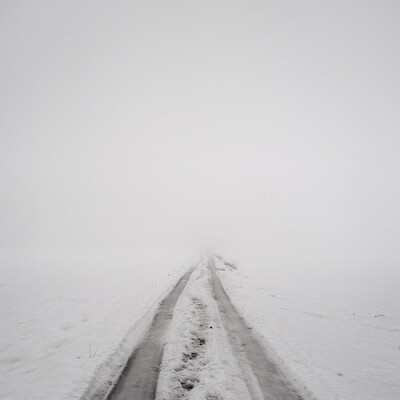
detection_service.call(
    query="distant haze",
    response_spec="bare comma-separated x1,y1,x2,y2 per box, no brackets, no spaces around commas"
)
1,1,399,271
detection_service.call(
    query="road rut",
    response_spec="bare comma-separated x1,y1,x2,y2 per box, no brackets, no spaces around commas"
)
106,268,193,400
209,258,302,400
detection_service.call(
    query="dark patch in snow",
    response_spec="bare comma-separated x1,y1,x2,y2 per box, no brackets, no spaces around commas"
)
193,337,206,346
170,296,210,397
180,378,199,390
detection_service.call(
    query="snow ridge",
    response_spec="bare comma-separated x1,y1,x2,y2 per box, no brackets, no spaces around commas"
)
156,262,251,400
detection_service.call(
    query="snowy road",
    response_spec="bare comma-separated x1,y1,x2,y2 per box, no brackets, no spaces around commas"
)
107,258,303,400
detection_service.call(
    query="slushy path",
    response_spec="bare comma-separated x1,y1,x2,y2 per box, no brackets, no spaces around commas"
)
107,259,303,399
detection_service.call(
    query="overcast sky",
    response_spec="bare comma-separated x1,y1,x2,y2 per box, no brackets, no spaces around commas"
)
1,1,400,270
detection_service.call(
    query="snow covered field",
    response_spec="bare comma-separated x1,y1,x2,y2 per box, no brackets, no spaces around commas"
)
216,257,400,400
1,249,399,400
0,248,190,400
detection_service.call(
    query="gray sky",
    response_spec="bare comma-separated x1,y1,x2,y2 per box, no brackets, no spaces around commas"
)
1,1,400,269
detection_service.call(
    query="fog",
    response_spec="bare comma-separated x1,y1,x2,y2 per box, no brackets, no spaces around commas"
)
1,1,400,273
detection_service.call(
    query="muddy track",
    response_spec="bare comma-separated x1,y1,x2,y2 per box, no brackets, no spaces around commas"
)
106,268,193,400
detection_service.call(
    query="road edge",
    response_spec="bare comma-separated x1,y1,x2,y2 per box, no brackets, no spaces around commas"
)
80,262,196,400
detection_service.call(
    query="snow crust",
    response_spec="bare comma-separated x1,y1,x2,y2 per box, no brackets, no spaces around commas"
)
216,257,400,400
156,260,252,400
0,248,190,400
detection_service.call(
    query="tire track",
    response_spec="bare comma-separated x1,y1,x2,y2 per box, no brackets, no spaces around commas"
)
105,259,305,400
208,258,303,400
106,268,193,400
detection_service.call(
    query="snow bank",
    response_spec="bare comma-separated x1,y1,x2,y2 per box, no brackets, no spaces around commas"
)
216,257,400,400
0,248,191,400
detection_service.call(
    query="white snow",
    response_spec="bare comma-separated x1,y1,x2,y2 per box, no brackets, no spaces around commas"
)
2,249,399,400
0,248,191,400
156,260,252,400
215,257,400,400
